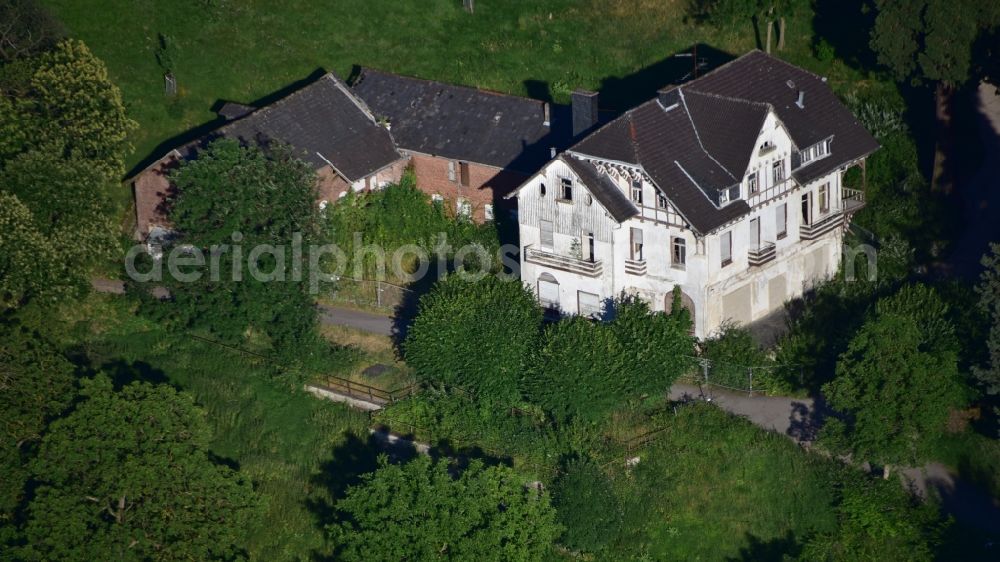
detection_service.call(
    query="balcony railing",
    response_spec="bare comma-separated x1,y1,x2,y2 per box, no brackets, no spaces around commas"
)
524,245,603,277
800,211,842,240
748,241,776,267
843,188,865,214
624,257,647,276
758,144,777,157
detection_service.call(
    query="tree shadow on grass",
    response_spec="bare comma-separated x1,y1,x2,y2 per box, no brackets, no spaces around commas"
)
724,530,802,562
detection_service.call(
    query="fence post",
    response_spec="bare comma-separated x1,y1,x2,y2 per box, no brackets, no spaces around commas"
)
748,367,753,397
376,281,382,308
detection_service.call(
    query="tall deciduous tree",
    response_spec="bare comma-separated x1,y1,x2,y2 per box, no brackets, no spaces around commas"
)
156,138,325,358
0,321,75,536
974,243,1000,402
821,312,966,472
20,375,259,562
0,0,64,62
404,274,541,402
870,0,1000,86
1,39,136,180
329,455,560,562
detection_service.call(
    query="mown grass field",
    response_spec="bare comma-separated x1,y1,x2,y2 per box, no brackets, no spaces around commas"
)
44,0,867,176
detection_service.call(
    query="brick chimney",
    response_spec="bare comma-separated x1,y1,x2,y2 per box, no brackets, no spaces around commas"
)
571,90,599,138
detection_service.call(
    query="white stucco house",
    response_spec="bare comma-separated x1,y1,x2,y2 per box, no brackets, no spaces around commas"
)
508,51,879,338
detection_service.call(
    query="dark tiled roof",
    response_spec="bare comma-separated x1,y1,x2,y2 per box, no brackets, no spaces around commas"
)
561,156,638,222
682,90,769,178
688,50,879,184
184,74,401,181
567,50,877,234
351,68,569,173
217,102,255,121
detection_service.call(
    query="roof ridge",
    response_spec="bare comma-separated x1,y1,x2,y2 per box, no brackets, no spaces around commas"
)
217,71,343,134
681,87,771,110
354,67,546,108
677,89,737,181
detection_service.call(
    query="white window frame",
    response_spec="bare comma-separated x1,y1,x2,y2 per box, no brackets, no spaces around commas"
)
776,203,787,239
484,203,494,221
672,237,686,269
747,172,758,194
720,230,732,266
631,180,643,205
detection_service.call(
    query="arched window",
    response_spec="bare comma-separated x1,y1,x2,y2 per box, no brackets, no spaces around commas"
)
537,272,559,310
539,183,547,197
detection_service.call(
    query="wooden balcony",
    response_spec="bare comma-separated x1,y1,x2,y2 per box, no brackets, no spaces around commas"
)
748,241,776,267
624,257,647,276
524,245,603,277
843,188,865,214
800,212,842,240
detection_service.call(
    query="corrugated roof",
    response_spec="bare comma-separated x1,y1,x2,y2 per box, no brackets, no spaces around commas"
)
352,68,570,173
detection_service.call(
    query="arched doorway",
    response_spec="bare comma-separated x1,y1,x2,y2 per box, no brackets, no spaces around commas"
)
665,289,696,330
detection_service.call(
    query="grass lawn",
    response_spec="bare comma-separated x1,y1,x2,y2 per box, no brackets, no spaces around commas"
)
44,0,869,177
75,296,373,560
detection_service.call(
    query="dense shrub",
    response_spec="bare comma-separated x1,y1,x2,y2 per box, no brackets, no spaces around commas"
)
404,275,541,402
551,457,621,553
522,317,625,423
609,294,695,396
702,321,776,391
329,455,561,562
327,173,500,281
523,296,694,423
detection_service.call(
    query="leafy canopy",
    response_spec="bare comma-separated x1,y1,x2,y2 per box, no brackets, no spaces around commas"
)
20,375,259,562
0,321,75,530
329,455,560,562
870,0,1000,85
523,295,693,423
1,39,136,180
821,306,966,466
404,274,542,402
152,138,326,359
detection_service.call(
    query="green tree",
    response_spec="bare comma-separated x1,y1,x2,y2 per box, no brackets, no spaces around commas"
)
20,375,258,562
0,151,118,301
153,138,326,359
870,0,1000,86
974,243,1000,397
0,191,70,308
0,321,75,538
801,471,942,561
329,455,560,562
404,274,541,402
0,0,64,62
2,39,136,180
821,313,966,473
874,283,957,354
550,457,620,553
522,317,624,423
609,293,694,396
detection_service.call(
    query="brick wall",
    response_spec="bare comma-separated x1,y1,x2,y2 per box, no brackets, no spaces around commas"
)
408,152,525,222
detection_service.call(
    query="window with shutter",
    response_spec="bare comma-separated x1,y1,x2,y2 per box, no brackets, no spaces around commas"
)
447,161,456,182
721,231,732,266
540,220,554,250
776,203,787,239
630,227,644,260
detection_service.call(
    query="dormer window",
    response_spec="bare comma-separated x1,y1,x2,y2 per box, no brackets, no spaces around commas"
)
631,180,643,205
